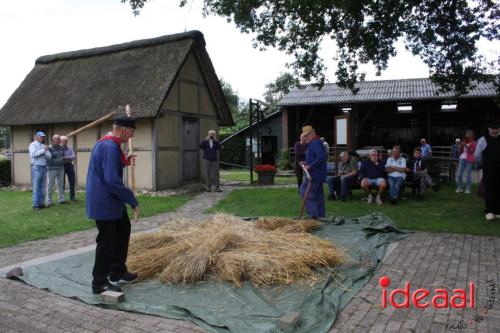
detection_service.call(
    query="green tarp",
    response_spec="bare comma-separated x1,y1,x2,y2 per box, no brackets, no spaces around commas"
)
18,213,408,333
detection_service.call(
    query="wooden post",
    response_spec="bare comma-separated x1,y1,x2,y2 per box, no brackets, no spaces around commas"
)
65,111,117,138
125,105,136,192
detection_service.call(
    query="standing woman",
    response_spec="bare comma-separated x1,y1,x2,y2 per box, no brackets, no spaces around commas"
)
455,130,477,194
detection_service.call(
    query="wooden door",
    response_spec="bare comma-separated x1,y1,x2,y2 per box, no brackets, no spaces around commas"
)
182,118,199,182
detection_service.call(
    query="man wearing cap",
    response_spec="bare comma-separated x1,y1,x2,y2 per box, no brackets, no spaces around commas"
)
300,125,327,219
86,116,140,294
474,119,500,221
29,132,52,209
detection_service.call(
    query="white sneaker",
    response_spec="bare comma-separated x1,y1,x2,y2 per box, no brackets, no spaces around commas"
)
367,194,374,204
486,213,495,221
455,188,463,193
376,194,383,205
464,190,471,194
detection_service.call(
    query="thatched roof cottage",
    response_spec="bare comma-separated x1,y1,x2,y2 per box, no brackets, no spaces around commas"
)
0,31,234,190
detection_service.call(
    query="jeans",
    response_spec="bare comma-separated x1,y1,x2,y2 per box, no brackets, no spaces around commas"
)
456,159,473,191
64,163,76,199
388,176,405,200
47,168,65,204
327,175,357,198
300,179,325,219
31,165,47,208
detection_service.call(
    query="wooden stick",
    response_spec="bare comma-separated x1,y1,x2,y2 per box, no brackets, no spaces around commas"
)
297,166,312,220
125,105,136,192
65,111,117,138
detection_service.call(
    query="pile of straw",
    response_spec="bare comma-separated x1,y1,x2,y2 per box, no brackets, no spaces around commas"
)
127,214,344,287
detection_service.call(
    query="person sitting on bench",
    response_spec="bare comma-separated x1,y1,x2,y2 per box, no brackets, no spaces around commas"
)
327,151,358,201
409,147,440,200
359,149,387,205
385,145,408,205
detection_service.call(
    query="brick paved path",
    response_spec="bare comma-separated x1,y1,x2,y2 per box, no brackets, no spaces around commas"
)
1,186,500,332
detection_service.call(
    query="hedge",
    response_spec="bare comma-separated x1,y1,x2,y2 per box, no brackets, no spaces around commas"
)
0,158,11,186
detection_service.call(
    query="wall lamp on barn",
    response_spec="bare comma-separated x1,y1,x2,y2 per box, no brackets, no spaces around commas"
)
397,103,413,113
341,106,352,113
441,101,458,112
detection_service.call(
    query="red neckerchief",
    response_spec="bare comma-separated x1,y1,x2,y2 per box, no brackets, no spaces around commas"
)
99,135,130,166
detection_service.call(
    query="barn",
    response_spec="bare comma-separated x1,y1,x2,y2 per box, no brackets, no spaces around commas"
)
0,31,234,190
280,78,499,153
220,78,498,170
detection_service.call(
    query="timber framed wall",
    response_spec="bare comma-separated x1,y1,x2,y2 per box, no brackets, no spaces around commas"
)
155,51,219,190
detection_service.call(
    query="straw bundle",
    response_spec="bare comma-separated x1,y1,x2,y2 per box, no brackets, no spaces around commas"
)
127,214,344,287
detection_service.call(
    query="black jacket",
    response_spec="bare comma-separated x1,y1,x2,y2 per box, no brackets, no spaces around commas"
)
200,139,220,161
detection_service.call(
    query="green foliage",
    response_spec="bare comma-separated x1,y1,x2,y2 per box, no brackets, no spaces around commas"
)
123,0,499,95
263,73,300,113
0,127,10,149
277,148,290,171
218,78,249,135
0,158,11,186
219,132,246,167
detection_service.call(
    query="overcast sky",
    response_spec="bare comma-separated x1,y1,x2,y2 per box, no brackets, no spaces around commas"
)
1,0,498,108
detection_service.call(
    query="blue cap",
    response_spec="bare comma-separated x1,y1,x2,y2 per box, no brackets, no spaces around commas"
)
35,131,46,137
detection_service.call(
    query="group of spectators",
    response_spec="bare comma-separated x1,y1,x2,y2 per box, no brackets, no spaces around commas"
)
328,144,439,205
293,118,500,221
29,132,76,209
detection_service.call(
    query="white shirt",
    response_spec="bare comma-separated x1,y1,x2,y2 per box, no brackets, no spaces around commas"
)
385,156,407,179
209,139,213,149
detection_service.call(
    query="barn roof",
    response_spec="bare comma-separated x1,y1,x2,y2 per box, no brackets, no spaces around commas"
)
279,78,498,106
0,31,234,126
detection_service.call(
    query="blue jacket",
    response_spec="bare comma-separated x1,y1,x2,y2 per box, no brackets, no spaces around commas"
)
86,140,138,221
305,137,327,183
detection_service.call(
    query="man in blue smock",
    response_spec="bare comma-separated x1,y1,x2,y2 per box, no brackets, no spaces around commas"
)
300,125,327,219
86,116,140,294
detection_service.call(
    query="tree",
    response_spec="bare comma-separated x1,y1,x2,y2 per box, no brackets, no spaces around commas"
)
219,78,240,120
123,0,499,95
0,127,10,149
263,72,300,113
218,78,249,134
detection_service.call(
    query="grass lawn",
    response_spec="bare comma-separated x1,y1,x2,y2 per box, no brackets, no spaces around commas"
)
0,191,194,248
220,168,297,185
208,185,500,237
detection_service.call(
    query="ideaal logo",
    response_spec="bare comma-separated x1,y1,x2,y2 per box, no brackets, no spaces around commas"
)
379,276,475,309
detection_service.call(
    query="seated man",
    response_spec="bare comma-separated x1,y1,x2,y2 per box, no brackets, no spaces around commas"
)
359,149,387,204
385,145,408,204
409,147,439,199
327,151,358,201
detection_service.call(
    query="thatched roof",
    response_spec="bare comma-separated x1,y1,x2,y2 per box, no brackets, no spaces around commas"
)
0,31,234,126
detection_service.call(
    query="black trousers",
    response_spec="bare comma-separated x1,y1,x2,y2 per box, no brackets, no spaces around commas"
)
483,164,500,215
295,164,303,190
63,163,76,199
92,212,131,285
